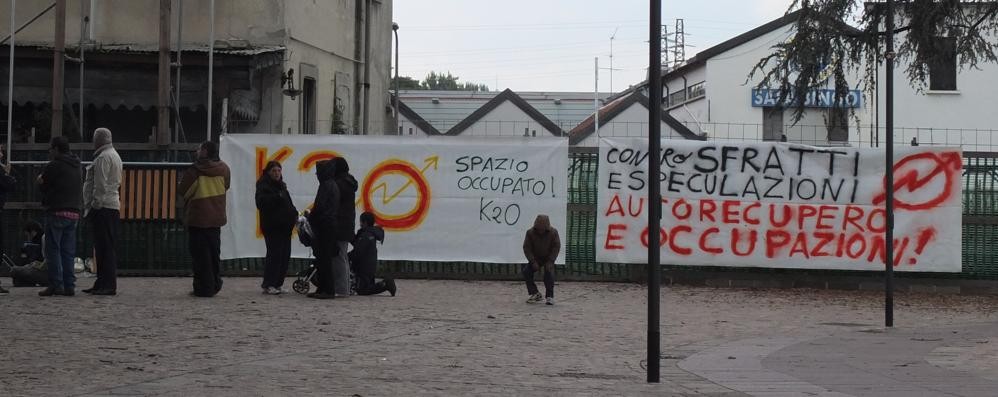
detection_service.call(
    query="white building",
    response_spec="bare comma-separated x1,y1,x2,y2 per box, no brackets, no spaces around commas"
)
616,8,998,150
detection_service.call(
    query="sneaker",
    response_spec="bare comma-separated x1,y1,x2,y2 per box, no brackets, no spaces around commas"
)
265,287,282,295
526,293,542,304
545,297,554,305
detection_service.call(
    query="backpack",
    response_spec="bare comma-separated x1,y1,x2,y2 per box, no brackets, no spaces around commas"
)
296,215,314,247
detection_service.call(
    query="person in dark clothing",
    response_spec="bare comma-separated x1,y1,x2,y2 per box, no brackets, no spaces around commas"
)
10,221,47,287
37,136,84,297
349,212,396,296
0,145,13,294
306,159,340,300
330,157,358,297
178,141,231,298
256,160,298,295
523,214,561,305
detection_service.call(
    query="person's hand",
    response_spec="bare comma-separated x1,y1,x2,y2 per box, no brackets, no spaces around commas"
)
2,162,10,174
35,174,43,184
530,262,539,271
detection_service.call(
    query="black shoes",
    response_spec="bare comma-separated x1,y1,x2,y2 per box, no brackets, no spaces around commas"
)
307,291,335,299
386,279,397,297
39,287,65,296
84,287,116,296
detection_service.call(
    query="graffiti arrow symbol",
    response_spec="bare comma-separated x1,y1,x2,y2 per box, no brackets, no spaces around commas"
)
356,155,439,206
872,151,961,208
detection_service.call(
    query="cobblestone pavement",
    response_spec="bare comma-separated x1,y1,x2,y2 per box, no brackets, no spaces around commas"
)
1,277,996,396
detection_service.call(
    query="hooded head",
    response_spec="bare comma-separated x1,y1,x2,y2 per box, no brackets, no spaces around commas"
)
332,157,350,176
198,141,219,161
315,159,336,181
532,214,551,233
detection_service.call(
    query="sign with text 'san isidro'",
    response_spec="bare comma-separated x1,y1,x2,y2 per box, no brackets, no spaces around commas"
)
220,134,567,263
751,88,863,108
596,138,961,272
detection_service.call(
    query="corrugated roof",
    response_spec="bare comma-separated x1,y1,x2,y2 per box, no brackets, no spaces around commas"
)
400,90,611,133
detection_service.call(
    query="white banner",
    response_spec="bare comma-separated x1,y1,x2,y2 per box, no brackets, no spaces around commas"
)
220,134,568,263
596,138,962,272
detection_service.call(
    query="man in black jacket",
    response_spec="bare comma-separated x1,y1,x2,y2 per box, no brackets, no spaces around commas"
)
37,136,83,297
330,157,357,297
307,160,339,299
349,212,396,296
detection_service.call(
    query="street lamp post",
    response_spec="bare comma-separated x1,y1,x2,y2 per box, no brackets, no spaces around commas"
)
393,22,400,135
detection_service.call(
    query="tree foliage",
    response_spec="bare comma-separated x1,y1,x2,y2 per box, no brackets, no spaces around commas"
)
392,76,422,90
749,0,998,121
392,71,490,91
392,72,490,91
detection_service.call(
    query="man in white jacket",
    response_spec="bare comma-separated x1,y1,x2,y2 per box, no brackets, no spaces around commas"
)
82,128,122,296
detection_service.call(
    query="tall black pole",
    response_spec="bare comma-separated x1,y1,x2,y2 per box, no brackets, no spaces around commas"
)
884,0,896,327
647,0,662,383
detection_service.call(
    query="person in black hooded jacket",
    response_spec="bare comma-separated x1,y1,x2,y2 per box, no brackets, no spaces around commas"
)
349,211,396,296
306,159,339,299
37,136,83,297
330,157,357,296
256,160,298,294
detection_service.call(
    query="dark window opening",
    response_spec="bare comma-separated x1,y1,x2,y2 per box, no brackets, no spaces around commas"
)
827,106,848,143
929,37,957,91
763,107,783,141
302,77,317,134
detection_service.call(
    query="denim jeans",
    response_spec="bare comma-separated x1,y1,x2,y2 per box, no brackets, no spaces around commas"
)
45,214,79,291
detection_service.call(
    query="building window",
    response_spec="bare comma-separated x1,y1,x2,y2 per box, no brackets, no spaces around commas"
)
762,107,783,141
827,106,848,142
301,77,317,134
929,37,957,91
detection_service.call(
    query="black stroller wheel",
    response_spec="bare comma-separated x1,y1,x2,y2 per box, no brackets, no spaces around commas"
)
292,279,310,294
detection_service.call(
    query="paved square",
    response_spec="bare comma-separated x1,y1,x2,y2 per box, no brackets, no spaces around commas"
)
1,277,997,396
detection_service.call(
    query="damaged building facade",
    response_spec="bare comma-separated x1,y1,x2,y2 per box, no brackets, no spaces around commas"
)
0,0,394,149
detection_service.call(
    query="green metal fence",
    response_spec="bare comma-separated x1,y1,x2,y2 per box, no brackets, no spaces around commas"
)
3,149,997,281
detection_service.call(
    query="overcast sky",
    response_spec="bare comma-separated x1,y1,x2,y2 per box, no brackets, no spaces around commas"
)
393,0,794,93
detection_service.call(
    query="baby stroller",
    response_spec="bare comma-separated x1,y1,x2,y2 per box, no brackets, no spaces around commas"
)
290,213,355,295
292,214,317,294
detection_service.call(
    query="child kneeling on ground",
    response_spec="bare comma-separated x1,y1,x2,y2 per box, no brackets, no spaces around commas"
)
349,212,396,296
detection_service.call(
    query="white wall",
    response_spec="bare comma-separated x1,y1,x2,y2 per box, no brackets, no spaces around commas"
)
871,31,998,149
399,115,432,136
